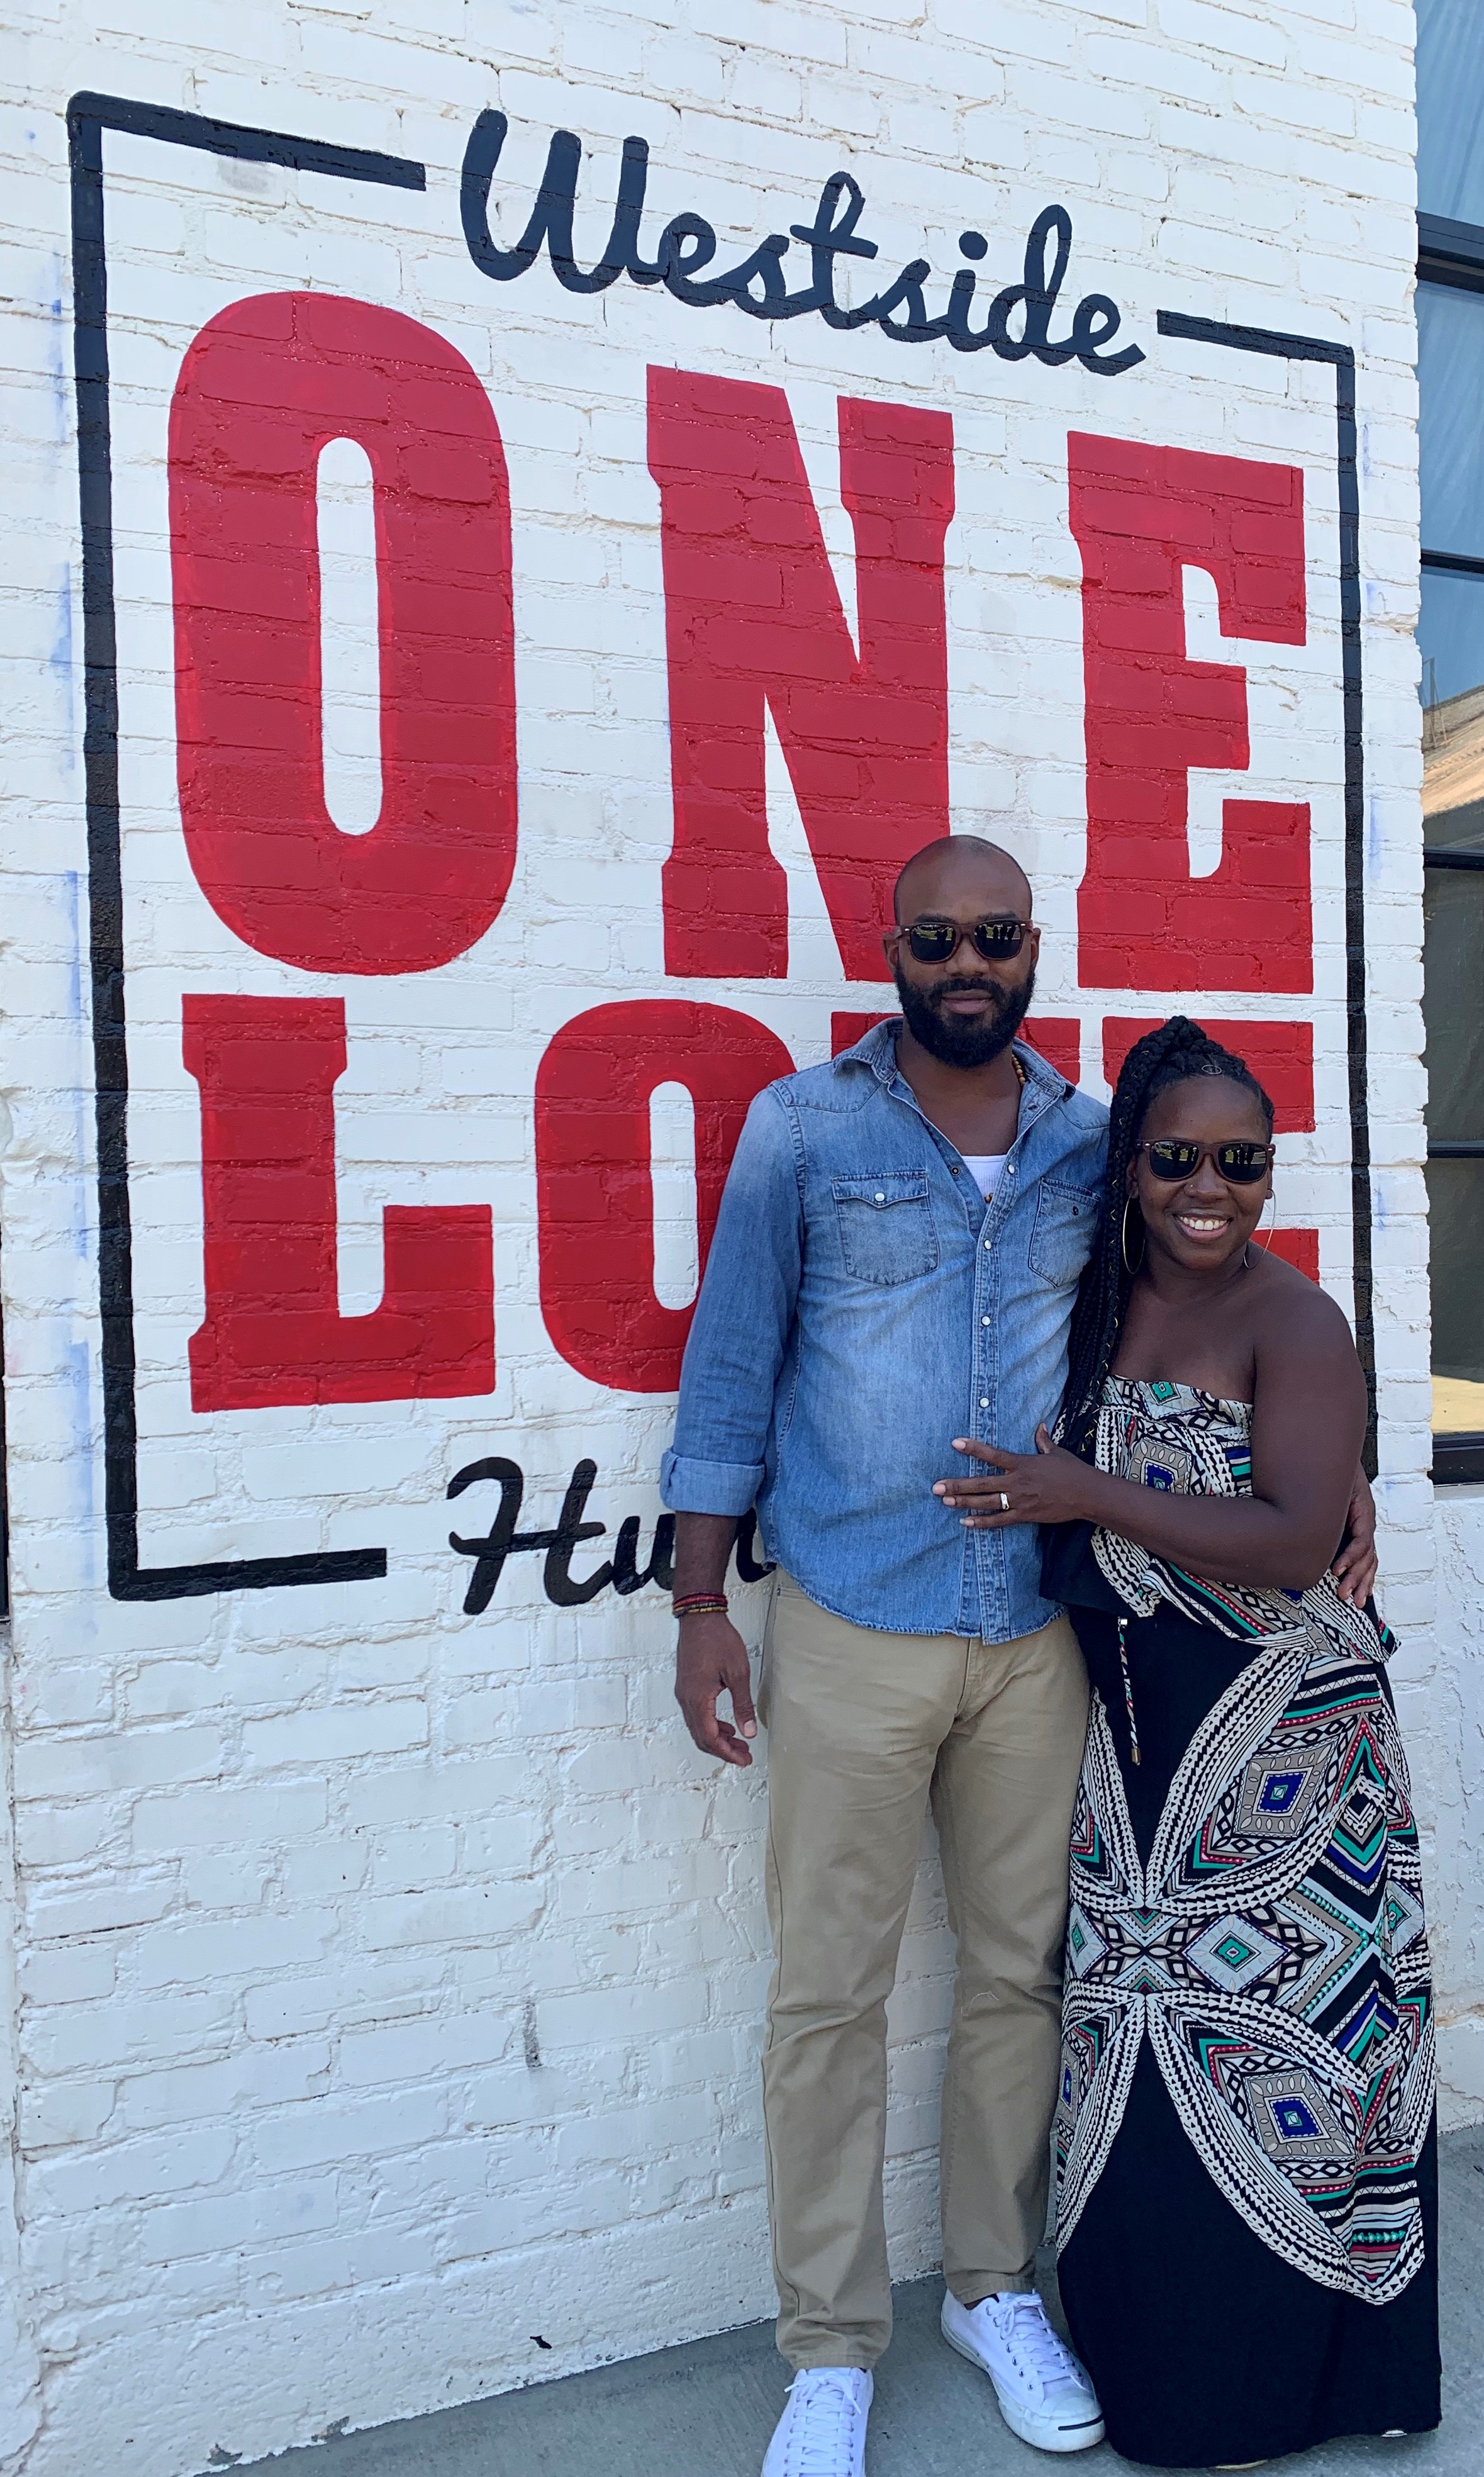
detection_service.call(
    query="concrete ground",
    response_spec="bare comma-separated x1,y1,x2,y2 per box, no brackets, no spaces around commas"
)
248,2127,1484,2476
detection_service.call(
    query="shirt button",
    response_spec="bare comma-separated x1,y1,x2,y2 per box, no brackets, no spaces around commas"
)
981,1316,990,1326
979,1397,989,1409
874,1192,884,1202
984,1239,991,1250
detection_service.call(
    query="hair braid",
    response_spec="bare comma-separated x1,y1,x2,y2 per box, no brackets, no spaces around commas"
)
1059,1016,1276,1460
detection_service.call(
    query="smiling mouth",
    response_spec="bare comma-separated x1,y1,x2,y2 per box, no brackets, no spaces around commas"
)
1173,1211,1232,1238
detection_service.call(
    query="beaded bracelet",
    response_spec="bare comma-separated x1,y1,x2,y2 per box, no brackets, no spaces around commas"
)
672,1592,729,1618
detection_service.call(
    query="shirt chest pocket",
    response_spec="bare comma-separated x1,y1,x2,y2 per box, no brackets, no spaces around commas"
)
832,1173,940,1286
1029,1179,1099,1289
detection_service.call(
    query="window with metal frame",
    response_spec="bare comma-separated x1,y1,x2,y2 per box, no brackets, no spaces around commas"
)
1418,1,1484,1482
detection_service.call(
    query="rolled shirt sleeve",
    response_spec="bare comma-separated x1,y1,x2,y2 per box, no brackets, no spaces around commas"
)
657,1446,762,1517
660,1085,802,1516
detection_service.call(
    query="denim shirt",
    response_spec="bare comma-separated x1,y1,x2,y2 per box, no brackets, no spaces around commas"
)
660,1020,1109,1638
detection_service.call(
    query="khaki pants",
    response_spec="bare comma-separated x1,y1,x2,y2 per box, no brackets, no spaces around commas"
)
757,1572,1088,2369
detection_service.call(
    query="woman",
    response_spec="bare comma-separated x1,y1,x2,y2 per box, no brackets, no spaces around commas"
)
935,1018,1439,2469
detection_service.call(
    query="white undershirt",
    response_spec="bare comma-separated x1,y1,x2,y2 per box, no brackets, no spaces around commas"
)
961,1153,1009,1200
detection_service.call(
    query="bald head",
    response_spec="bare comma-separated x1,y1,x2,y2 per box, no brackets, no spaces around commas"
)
893,834,1032,926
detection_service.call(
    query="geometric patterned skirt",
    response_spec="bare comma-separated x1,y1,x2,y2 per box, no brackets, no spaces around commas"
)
1056,1601,1441,2468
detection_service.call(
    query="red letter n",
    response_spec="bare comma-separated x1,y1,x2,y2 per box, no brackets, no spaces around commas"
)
184,996,494,1411
649,369,954,984
1069,433,1310,993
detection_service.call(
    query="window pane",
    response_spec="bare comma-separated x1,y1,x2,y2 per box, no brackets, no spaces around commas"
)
1419,4,1484,1440
1420,569,1484,845
1419,285,1484,558
1428,1162,1484,1421
1419,0,1484,226
1424,823,1484,1432
1424,868,1484,1139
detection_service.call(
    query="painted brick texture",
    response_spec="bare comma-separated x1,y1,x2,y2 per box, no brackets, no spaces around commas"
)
0,3,1458,2473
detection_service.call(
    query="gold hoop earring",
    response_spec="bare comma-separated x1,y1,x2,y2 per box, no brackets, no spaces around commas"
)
1121,1198,1145,1275
1244,1190,1277,1269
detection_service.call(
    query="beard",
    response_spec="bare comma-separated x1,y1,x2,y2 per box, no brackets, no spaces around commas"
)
893,961,1035,1068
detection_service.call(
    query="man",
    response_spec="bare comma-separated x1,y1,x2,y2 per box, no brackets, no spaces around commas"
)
661,836,1373,2476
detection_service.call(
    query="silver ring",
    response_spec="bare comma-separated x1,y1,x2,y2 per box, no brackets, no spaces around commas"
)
998,1490,1010,1511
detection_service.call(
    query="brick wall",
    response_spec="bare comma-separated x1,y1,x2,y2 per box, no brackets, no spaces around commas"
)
0,3,1448,2471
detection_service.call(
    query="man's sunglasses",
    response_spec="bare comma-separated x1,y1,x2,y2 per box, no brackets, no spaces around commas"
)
897,915,1031,964
1137,1139,1273,1186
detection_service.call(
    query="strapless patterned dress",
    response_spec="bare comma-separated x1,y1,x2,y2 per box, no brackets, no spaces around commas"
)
1051,1378,1439,2469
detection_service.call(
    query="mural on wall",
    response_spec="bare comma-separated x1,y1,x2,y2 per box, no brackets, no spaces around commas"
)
69,89,1372,1617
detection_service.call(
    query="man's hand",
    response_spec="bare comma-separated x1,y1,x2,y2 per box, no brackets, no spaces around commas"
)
675,1611,757,1767
932,1425,1096,1528
1331,1463,1378,1606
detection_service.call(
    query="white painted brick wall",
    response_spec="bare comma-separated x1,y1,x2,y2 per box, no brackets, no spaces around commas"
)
0,3,1456,2472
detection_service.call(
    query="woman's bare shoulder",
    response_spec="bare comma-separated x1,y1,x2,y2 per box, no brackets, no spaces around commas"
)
1249,1251,1359,1358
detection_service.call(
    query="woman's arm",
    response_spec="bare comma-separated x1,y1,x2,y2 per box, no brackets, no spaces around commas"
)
936,1284,1367,1592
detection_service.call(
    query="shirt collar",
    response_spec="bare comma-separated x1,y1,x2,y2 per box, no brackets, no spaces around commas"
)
832,1015,1072,1109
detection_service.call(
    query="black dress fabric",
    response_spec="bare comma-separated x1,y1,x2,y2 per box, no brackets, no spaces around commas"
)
1057,1594,1442,2469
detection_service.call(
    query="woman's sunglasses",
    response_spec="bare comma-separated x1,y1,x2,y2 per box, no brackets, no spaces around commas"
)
898,915,1031,964
1137,1139,1273,1186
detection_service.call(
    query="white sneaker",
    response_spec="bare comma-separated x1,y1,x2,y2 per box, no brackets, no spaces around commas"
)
762,2366,873,2476
941,2289,1103,2453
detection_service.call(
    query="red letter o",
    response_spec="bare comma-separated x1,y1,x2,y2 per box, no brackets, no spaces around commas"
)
169,291,516,975
535,1001,794,1394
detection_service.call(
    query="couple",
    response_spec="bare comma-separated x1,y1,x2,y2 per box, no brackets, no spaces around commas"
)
661,836,1439,2473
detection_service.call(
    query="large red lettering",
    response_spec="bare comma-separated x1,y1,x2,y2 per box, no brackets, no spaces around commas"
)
649,370,954,983
535,1001,794,1394
1069,433,1310,993
170,293,516,975
184,995,494,1411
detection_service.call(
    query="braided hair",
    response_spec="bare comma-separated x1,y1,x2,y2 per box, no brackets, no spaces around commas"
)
1059,1016,1276,1461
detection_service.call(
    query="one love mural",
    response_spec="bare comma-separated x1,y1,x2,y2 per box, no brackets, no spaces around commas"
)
72,96,1360,1604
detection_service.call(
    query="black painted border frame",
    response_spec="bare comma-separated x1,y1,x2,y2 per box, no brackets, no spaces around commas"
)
1155,310,1375,1472
67,92,422,1599
65,106,1379,1602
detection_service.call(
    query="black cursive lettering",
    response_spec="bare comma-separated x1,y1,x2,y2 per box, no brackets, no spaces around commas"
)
448,1457,546,1616
542,1458,613,1606
787,172,880,325
461,112,649,294
981,204,1074,366
449,1457,770,1609
460,112,1144,374
612,1511,676,1595
1069,289,1146,376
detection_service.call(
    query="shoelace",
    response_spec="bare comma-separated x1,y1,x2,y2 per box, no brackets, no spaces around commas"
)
783,2371,865,2474
991,2296,1084,2400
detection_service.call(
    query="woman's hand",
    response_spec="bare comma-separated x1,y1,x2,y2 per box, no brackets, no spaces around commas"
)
1330,1465,1378,1606
933,1424,1097,1528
